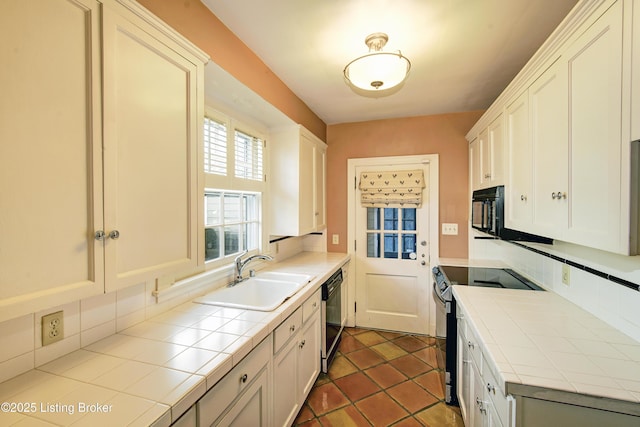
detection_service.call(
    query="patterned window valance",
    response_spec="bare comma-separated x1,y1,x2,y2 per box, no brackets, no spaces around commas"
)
359,170,425,207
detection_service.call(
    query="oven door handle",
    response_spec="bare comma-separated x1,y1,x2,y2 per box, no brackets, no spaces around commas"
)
432,282,446,305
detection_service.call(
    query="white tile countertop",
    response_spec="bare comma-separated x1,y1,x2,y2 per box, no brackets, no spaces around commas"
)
452,286,640,416
0,252,350,426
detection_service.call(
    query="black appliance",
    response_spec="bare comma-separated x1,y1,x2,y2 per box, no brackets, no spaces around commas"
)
321,268,343,373
471,186,552,243
431,265,545,406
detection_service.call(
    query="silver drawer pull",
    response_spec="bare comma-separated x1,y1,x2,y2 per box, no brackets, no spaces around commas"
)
240,373,248,383
95,230,106,241
487,383,495,394
468,341,475,349
290,325,296,333
299,339,306,349
312,302,317,308
109,230,120,240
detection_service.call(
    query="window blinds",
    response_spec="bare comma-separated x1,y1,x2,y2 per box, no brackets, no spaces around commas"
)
359,170,425,207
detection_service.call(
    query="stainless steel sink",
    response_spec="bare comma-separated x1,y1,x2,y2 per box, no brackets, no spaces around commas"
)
194,272,315,311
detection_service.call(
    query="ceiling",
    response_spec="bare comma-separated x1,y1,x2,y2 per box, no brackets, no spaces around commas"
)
201,0,579,125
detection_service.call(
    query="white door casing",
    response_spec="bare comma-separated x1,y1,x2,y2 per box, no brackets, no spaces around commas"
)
347,155,439,336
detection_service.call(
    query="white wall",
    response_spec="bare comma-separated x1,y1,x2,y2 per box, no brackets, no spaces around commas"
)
471,232,640,342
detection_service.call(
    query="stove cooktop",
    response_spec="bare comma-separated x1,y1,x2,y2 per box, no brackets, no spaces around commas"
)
438,266,544,291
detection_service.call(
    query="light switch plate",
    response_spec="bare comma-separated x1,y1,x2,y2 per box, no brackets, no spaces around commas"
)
442,223,458,235
332,234,339,245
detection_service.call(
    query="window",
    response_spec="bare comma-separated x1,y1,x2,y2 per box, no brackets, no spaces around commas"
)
366,207,417,259
203,108,267,267
204,190,260,262
204,116,227,175
234,130,264,181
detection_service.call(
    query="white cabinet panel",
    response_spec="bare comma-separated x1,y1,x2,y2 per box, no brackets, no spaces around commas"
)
564,0,625,253
470,138,482,191
0,0,104,319
270,125,327,236
633,0,640,142
505,91,533,230
530,58,568,237
102,1,201,290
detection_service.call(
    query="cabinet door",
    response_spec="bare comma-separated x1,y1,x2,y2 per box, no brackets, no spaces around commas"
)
478,129,490,188
102,2,200,290
564,1,624,252
457,320,471,425
298,134,316,235
470,138,482,191
313,143,327,230
216,368,269,427
487,115,505,186
0,0,104,318
298,309,321,399
633,0,640,142
471,361,486,427
530,58,568,238
505,91,533,229
273,337,299,427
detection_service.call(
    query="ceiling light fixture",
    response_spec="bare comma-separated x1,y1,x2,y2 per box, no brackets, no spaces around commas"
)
343,32,411,93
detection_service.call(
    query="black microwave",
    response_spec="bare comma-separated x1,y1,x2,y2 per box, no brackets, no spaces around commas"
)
471,186,552,243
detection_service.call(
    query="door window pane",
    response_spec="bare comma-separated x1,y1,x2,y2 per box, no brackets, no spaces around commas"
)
402,208,416,231
224,225,240,255
367,208,381,230
367,233,381,258
401,234,417,259
384,208,398,230
205,194,221,226
224,194,241,222
384,233,398,258
205,227,220,261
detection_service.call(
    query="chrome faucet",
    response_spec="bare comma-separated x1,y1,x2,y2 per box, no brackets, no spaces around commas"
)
232,250,273,285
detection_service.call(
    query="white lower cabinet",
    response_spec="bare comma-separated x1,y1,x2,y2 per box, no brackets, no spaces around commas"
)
197,336,271,426
457,310,512,427
195,288,323,427
273,290,322,427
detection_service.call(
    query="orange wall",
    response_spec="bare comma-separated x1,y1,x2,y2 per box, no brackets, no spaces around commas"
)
327,112,484,258
137,0,326,141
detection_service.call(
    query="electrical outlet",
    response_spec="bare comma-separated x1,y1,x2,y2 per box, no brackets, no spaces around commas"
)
42,311,64,346
442,223,458,235
332,234,339,245
562,264,570,286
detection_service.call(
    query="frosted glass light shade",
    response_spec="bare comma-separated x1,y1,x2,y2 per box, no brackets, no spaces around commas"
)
344,52,410,91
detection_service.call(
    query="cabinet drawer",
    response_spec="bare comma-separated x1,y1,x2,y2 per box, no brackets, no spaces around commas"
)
274,307,302,353
302,289,321,324
197,336,270,426
483,358,510,427
465,324,482,371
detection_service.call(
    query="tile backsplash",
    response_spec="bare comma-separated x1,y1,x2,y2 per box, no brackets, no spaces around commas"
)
0,236,326,384
471,232,640,343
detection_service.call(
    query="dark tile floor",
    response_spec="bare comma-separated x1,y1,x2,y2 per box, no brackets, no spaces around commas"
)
294,327,465,426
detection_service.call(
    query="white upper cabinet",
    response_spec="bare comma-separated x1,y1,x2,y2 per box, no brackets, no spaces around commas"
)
0,0,207,320
0,0,104,320
470,115,505,191
270,125,327,236
632,1,640,142
505,91,533,230
485,115,505,187
563,0,627,253
470,138,482,191
530,58,568,238
102,0,205,290
469,0,638,255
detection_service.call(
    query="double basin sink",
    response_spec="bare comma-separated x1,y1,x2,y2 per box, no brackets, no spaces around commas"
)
194,271,315,312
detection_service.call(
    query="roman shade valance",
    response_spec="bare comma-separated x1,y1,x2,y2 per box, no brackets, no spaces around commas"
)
359,169,425,207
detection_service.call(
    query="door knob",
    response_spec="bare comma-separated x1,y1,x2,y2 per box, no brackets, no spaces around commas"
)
95,230,106,241
109,230,120,240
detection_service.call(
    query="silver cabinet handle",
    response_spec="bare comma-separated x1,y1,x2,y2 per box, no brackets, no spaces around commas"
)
468,341,475,349
95,230,106,241
299,339,306,349
240,373,248,383
109,230,120,240
312,302,317,308
520,194,527,201
552,192,567,200
290,325,296,333
487,383,495,394
552,192,557,199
